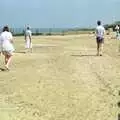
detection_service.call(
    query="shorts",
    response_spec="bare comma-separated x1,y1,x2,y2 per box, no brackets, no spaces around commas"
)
96,37,104,43
0,43,15,56
2,51,14,56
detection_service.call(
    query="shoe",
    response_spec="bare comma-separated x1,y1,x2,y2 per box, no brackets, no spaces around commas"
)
5,65,10,71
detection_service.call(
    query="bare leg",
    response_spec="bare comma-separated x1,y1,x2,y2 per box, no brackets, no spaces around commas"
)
5,55,8,64
29,43,32,53
5,55,12,69
97,43,100,55
99,43,104,56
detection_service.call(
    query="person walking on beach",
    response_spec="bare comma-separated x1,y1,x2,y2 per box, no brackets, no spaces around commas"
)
115,25,120,52
0,26,15,70
115,25,120,40
24,26,32,52
95,20,105,56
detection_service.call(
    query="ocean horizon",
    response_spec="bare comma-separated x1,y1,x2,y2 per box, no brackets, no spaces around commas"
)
9,28,71,34
0,27,95,35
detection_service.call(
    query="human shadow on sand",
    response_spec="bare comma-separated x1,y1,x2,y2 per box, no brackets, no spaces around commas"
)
15,51,26,54
71,54,97,57
0,68,8,72
118,101,120,108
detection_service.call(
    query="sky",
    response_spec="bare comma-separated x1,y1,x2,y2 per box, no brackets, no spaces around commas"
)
0,0,120,28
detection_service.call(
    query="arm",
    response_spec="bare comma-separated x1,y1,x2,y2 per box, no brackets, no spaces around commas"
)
24,32,26,42
103,28,106,36
95,28,97,37
9,32,13,43
29,34,32,44
28,31,32,48
29,31,32,44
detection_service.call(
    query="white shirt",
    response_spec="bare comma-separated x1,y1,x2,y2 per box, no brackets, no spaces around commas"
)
25,30,32,40
0,31,14,52
96,25,105,38
115,25,119,31
0,31,13,45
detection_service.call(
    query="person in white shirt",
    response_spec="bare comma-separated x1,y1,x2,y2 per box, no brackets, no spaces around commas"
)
96,21,105,56
115,25,120,40
24,27,32,52
0,26,15,70
115,25,120,53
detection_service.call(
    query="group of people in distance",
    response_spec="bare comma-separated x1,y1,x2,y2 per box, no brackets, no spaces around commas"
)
0,21,119,71
0,26,32,70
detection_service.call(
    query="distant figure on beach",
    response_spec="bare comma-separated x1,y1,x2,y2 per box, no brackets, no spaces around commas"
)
115,25,120,40
24,27,32,52
0,26,15,70
95,20,105,56
115,25,120,52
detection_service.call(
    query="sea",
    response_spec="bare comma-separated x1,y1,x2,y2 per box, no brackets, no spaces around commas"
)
9,28,71,34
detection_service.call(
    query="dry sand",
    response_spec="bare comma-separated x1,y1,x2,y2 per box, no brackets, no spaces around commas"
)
0,34,119,120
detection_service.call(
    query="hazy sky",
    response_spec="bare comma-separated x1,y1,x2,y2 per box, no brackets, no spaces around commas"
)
0,0,120,28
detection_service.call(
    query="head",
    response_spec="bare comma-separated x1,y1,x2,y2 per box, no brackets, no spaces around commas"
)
97,20,101,26
3,26,10,32
27,27,30,30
